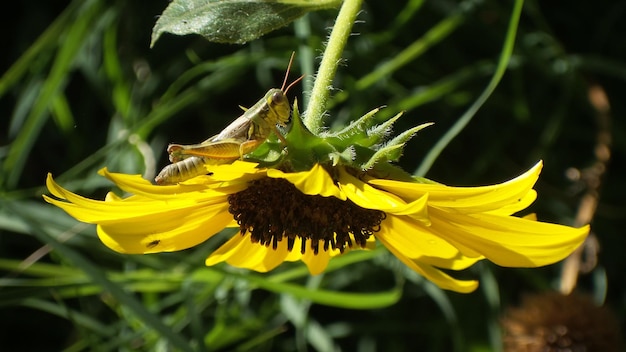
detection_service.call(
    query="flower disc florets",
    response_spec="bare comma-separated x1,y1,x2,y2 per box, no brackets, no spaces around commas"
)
228,177,385,254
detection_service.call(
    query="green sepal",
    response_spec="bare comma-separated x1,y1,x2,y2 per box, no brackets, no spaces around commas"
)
323,108,403,149
367,111,405,145
362,123,433,170
284,100,338,171
255,98,434,175
328,147,355,166
324,107,384,147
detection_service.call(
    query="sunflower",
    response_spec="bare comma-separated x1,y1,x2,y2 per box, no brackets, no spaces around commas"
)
44,155,588,293
44,85,590,293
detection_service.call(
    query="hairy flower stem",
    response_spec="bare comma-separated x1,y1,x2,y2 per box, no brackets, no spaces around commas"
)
303,0,364,133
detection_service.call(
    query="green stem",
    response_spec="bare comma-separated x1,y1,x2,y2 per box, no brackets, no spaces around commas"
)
303,0,364,133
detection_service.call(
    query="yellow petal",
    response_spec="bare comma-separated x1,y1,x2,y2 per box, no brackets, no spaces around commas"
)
207,236,347,275
283,238,346,275
205,160,267,182
523,213,538,221
45,173,234,254
486,190,537,216
99,168,246,198
279,240,333,275
370,161,543,213
267,164,346,200
338,168,429,222
288,235,373,274
428,207,589,267
98,168,209,196
376,234,479,293
417,252,482,271
375,215,482,270
44,174,232,224
206,233,289,272
44,190,226,224
45,174,124,211
205,234,245,266
300,248,333,275
98,204,233,253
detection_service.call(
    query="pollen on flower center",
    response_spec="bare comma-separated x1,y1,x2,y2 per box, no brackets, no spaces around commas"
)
227,177,385,254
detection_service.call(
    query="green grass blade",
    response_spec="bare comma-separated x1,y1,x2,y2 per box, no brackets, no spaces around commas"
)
3,0,104,188
5,202,195,352
415,0,524,176
0,1,80,97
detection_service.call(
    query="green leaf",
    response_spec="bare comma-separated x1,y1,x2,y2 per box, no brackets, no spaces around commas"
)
151,0,342,46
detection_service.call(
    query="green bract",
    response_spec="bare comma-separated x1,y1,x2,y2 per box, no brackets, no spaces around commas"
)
247,102,433,176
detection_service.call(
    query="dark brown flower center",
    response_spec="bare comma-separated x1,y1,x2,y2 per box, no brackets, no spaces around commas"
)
227,177,385,254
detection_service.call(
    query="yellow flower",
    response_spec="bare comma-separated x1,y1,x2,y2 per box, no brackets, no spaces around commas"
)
44,160,588,293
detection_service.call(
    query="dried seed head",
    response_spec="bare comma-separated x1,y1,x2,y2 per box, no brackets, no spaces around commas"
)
501,291,622,352
228,177,385,254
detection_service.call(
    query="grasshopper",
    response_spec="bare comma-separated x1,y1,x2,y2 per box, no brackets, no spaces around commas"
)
155,53,303,185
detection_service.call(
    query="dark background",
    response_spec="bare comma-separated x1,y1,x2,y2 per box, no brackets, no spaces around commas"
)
1,0,624,350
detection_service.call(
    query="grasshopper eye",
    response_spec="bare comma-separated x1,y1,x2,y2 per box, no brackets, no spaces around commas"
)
271,91,285,104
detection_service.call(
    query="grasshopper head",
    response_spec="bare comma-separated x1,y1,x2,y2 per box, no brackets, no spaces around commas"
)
266,88,291,125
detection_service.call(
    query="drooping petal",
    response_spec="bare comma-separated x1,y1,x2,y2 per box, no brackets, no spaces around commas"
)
428,207,589,267
98,203,233,253
369,161,543,213
282,238,365,275
486,190,537,216
338,168,429,223
98,168,213,197
99,168,250,199
267,164,346,200
207,235,355,275
205,234,246,266
283,239,336,275
376,233,479,293
299,249,334,275
375,215,483,270
44,174,229,223
206,233,291,272
45,174,234,254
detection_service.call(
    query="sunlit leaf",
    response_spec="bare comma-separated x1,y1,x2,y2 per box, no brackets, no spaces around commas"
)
151,0,342,46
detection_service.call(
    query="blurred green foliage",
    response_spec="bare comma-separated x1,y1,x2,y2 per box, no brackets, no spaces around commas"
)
1,0,624,351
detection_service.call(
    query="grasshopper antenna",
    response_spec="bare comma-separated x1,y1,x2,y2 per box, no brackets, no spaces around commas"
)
284,74,305,95
281,52,296,92
280,52,304,95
